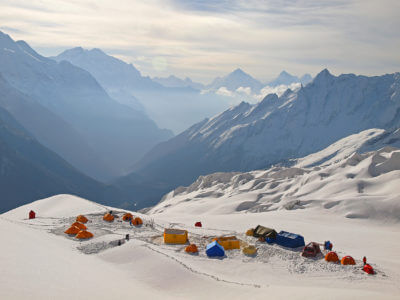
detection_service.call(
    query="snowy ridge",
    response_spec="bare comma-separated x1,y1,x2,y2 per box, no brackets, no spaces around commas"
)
150,129,400,222
128,70,400,204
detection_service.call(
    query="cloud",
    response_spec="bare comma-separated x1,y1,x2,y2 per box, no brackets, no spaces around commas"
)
0,0,399,83
215,87,233,97
258,83,302,99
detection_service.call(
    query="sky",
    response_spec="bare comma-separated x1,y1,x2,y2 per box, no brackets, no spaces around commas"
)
0,0,399,83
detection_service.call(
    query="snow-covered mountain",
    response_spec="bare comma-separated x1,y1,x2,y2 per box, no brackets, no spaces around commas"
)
53,46,232,133
268,71,312,86
53,47,161,111
118,70,400,208
150,128,400,218
206,68,264,93
153,75,204,90
0,31,173,178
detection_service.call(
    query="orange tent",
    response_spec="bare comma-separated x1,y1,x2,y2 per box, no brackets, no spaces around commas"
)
131,217,143,226
325,251,339,263
71,222,87,230
341,255,356,265
185,244,198,253
103,213,114,222
122,213,133,221
65,225,80,235
76,230,94,239
76,215,88,223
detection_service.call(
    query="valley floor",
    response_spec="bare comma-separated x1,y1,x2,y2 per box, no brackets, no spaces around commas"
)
1,195,399,299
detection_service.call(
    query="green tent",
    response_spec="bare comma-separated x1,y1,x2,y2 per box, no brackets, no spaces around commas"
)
253,225,277,239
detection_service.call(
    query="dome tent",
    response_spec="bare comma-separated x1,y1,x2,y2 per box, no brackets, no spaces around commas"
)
103,213,114,222
76,230,94,239
76,215,88,223
71,222,87,230
325,251,340,263
131,217,143,226
302,242,321,258
341,256,356,265
64,225,80,235
122,213,133,221
185,244,198,253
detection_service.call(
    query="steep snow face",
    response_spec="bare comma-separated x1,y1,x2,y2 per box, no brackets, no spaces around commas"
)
149,130,400,221
129,70,400,194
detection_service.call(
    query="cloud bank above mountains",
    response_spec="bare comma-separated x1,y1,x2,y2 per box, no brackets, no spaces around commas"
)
0,0,399,82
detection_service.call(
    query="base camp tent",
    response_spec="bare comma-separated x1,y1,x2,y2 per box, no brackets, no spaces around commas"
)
64,225,80,235
242,245,257,255
103,213,114,222
275,231,305,248
325,251,339,263
212,236,240,250
185,244,198,253
29,210,36,219
71,222,87,230
131,217,143,226
341,256,356,265
301,242,321,257
76,215,88,223
253,225,277,239
122,213,133,221
75,230,94,239
164,228,188,244
206,241,225,257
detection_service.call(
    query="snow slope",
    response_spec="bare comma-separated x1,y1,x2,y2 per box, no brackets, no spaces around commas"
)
1,193,399,299
150,129,400,222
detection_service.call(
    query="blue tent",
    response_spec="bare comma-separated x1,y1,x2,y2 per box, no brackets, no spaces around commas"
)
275,231,305,248
206,241,225,257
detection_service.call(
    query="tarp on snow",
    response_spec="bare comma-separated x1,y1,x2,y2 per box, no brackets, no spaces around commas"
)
275,231,305,248
253,225,277,239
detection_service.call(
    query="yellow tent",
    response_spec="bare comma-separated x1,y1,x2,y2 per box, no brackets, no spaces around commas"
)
212,236,240,250
246,228,254,236
64,225,80,235
76,230,94,239
103,213,114,222
71,222,87,230
76,215,88,223
164,228,188,244
242,245,257,255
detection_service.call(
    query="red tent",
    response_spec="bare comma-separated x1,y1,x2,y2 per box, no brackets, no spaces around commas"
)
195,222,202,227
29,210,36,219
302,242,321,257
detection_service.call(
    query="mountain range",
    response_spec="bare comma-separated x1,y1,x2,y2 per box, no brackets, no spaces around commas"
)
0,31,173,179
118,69,400,208
54,46,232,133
